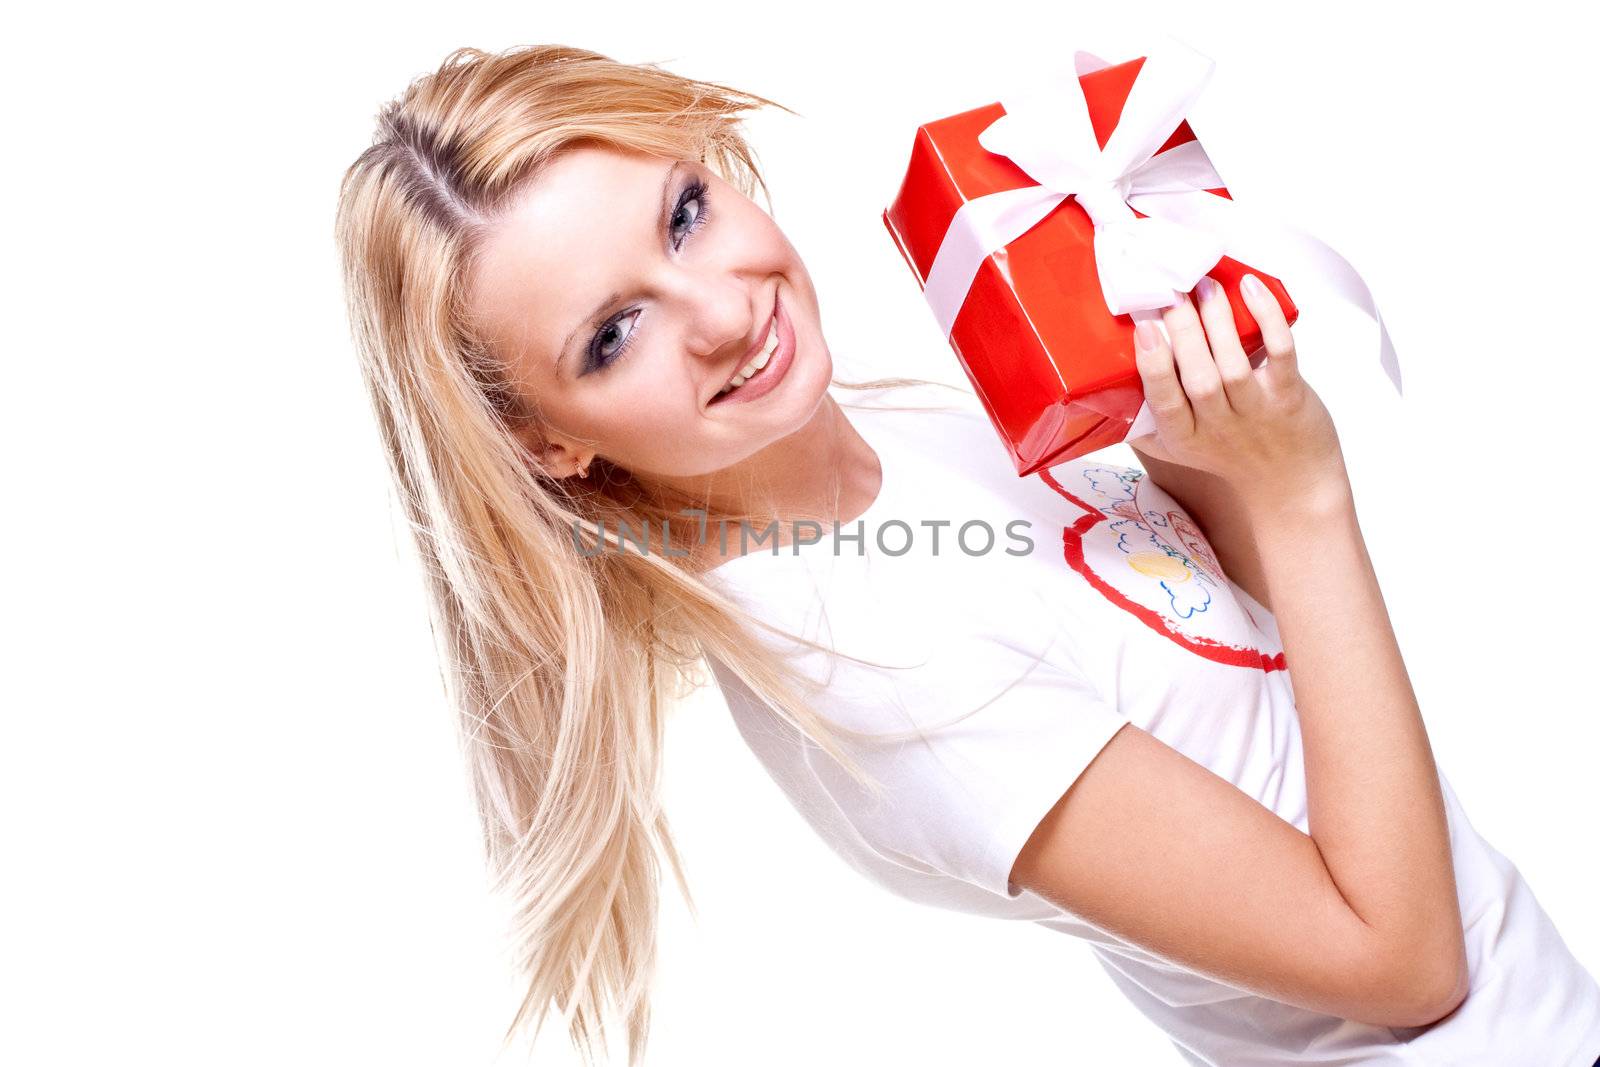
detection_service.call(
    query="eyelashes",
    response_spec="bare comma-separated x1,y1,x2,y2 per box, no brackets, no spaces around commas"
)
671,177,712,250
582,174,713,376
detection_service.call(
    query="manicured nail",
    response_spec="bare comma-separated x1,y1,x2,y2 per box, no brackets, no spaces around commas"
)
1196,276,1218,301
1241,273,1266,298
1134,319,1159,351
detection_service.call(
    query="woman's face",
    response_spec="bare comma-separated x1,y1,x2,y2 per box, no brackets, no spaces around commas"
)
466,145,834,481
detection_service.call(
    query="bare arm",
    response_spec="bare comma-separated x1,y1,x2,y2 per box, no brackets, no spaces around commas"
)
1014,723,1462,1028
1245,477,1467,1012
1014,278,1467,1026
1126,444,1272,612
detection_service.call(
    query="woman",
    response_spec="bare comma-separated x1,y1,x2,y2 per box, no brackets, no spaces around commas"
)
333,44,1600,1065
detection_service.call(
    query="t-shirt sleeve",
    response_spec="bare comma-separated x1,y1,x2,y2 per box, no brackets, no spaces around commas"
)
725,555,1134,901
802,619,1132,900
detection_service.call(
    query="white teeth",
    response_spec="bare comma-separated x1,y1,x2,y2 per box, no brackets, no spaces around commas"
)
716,315,781,397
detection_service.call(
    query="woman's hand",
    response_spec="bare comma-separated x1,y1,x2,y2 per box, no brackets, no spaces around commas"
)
1129,274,1348,512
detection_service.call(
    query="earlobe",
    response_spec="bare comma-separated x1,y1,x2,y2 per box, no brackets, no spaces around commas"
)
532,445,582,480
516,426,594,481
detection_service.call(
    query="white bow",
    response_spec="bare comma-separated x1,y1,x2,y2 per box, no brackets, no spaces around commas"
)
916,36,1403,441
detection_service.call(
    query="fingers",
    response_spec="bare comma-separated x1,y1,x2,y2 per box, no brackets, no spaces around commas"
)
1161,290,1230,419
1194,276,1262,413
1239,273,1300,393
1136,277,1300,446
1132,316,1193,440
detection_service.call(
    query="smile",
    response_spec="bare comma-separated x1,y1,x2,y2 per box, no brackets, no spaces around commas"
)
708,292,795,407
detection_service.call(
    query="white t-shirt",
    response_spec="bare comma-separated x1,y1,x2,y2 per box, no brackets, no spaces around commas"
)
704,381,1600,1067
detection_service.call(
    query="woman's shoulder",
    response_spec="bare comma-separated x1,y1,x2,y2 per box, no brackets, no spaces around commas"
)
831,377,989,435
832,378,1023,487
834,380,1142,487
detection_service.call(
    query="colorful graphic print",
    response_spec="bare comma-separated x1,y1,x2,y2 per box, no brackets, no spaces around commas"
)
1040,463,1286,672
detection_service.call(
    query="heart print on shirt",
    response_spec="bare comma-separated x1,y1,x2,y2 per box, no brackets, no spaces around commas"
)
1038,463,1287,673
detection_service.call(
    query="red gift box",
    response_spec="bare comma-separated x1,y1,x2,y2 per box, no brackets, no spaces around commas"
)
883,54,1301,476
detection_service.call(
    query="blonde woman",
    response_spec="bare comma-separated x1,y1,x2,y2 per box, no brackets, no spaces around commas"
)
334,44,1600,1066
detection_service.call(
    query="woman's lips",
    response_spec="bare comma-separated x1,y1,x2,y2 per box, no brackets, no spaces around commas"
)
708,293,794,407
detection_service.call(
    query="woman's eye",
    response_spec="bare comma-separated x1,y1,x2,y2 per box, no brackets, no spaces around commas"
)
590,310,640,368
670,185,708,247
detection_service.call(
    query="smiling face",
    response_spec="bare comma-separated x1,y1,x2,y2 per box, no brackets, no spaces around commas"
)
465,145,834,482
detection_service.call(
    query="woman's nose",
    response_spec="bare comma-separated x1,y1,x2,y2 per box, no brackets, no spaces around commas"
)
677,273,758,364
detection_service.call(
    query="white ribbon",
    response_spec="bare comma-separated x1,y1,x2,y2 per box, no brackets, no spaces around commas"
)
917,36,1403,446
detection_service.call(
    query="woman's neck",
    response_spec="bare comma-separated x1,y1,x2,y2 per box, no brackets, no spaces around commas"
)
657,394,883,572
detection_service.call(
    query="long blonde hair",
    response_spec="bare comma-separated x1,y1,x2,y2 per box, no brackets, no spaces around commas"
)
333,43,961,1065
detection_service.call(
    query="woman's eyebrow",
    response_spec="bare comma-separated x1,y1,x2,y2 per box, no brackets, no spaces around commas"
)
555,160,688,374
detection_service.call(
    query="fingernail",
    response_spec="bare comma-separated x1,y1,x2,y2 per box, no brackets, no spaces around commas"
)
1196,276,1218,301
1134,319,1158,350
1241,273,1266,298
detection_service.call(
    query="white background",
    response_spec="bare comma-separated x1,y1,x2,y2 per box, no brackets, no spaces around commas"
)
5,1,1597,1064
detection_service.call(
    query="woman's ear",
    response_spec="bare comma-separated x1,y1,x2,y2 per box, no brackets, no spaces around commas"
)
514,423,595,480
